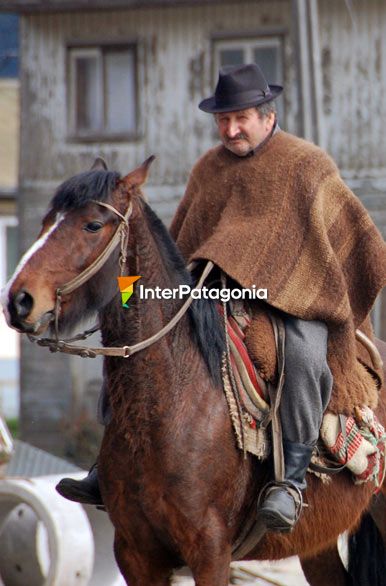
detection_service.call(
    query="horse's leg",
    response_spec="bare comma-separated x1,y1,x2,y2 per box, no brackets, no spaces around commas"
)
113,532,173,586
182,511,231,586
299,544,348,586
190,549,231,586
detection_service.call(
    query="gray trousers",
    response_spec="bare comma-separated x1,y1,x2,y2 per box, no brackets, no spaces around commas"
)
98,316,333,444
280,316,333,445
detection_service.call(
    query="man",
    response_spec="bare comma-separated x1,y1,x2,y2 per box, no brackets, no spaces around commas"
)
166,63,385,531
57,64,386,533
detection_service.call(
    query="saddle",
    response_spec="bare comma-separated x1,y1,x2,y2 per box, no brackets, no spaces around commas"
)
222,299,386,490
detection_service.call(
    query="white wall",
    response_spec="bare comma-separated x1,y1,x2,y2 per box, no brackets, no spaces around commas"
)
0,216,19,419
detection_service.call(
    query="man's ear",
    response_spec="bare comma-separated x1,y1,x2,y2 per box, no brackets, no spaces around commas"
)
268,110,276,127
90,157,108,171
120,155,156,190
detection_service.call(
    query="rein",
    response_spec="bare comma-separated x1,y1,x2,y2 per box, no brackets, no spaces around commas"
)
31,199,214,358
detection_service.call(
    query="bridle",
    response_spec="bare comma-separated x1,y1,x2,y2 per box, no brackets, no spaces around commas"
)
30,199,214,359
51,200,132,339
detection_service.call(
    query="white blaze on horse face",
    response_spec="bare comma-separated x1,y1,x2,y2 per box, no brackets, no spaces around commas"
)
0,212,66,315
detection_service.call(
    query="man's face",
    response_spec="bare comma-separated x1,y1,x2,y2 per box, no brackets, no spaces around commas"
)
215,107,275,156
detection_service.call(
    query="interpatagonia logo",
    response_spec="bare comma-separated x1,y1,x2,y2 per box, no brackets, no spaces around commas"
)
117,276,141,308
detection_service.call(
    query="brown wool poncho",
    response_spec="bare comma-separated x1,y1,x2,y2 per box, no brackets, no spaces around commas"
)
170,131,386,414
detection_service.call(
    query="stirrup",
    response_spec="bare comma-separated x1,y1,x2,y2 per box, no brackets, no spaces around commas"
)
257,480,304,526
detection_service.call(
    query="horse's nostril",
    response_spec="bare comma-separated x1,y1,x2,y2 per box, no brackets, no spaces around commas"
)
13,290,34,319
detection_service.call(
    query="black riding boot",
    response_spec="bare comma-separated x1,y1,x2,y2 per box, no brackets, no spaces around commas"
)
257,441,314,532
55,463,103,506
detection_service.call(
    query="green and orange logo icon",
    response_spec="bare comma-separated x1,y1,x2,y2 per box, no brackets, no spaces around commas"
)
117,276,141,308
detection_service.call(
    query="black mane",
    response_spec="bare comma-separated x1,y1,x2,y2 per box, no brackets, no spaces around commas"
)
142,201,225,386
51,169,225,385
51,170,121,211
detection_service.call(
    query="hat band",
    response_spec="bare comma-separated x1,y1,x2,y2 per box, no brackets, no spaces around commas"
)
215,88,271,108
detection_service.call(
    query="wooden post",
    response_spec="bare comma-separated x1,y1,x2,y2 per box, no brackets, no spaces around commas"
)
292,0,324,147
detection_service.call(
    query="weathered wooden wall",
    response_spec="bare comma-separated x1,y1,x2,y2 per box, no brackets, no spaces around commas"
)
319,0,386,181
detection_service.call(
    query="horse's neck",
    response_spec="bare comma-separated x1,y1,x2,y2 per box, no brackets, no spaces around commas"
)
100,202,184,346
99,201,192,408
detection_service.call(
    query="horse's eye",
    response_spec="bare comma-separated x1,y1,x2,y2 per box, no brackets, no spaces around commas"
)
84,221,103,233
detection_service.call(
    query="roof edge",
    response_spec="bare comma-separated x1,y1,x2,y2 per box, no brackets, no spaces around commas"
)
0,0,255,15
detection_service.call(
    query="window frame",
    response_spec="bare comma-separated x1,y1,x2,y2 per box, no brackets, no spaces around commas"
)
66,41,140,143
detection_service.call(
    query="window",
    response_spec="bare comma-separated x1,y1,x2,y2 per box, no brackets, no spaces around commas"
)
0,216,18,287
0,14,19,79
213,37,285,122
68,44,138,140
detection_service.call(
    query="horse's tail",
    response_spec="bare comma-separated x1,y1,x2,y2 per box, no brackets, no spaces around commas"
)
347,512,386,586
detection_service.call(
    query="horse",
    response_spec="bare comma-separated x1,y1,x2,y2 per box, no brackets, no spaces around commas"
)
2,157,386,586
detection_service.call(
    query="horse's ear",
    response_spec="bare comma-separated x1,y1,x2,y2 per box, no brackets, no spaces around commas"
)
90,157,108,171
121,155,156,190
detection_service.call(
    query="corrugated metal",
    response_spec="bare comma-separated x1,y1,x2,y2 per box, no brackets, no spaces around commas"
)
318,0,386,179
5,440,80,477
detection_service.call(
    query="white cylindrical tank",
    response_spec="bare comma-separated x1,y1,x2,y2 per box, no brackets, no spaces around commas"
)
0,473,125,586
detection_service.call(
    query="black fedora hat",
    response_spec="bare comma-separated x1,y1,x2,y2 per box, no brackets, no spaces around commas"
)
199,63,283,114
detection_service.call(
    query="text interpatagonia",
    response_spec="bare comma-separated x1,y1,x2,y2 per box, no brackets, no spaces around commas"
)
138,284,267,302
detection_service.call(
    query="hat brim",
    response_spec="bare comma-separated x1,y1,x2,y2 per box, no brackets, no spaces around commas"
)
198,85,283,114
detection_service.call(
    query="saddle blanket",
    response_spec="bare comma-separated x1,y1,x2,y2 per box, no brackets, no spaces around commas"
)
223,303,386,491
321,406,386,490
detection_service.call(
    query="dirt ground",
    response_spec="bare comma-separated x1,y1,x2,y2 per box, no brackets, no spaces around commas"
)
172,557,310,585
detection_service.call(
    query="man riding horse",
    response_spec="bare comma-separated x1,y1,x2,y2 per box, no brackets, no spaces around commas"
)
57,63,386,533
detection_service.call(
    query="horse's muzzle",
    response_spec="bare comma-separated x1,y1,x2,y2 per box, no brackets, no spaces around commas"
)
5,289,34,332
4,289,53,335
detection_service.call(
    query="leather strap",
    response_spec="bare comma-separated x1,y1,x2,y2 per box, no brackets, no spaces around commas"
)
35,261,215,358
231,312,286,561
267,314,286,483
309,414,349,475
58,201,132,297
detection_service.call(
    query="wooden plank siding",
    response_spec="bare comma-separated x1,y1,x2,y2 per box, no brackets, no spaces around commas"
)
318,0,386,181
19,0,296,220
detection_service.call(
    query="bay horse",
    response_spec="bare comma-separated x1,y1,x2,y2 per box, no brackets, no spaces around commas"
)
2,158,386,586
